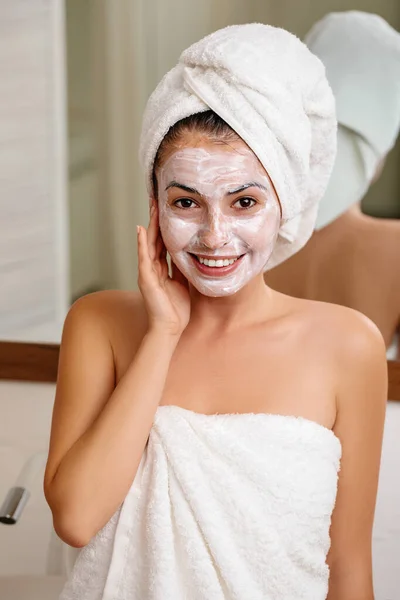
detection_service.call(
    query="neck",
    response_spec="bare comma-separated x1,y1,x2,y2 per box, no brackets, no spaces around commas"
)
186,273,274,335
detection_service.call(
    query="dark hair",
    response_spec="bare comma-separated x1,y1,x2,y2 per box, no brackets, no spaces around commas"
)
152,110,239,197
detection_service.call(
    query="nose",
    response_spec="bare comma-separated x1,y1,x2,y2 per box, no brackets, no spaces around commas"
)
199,215,230,249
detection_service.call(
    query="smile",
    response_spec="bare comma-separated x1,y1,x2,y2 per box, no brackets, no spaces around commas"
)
189,253,245,276
197,256,239,267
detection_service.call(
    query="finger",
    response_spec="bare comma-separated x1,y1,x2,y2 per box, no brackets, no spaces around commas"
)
155,230,164,260
147,204,159,261
137,226,152,279
153,232,168,280
158,238,169,280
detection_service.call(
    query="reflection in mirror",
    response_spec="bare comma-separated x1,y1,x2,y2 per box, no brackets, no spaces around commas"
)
1,1,400,600
265,12,400,361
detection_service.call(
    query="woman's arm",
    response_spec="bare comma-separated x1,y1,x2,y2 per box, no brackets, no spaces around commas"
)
44,295,180,548
44,208,190,548
327,313,387,599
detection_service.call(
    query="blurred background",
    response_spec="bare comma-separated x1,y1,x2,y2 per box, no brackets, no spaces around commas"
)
1,0,400,343
0,2,399,599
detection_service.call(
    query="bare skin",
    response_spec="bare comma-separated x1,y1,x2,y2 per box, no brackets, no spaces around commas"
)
44,139,387,600
265,203,400,356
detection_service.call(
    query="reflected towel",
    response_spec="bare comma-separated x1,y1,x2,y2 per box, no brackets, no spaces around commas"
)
305,12,400,229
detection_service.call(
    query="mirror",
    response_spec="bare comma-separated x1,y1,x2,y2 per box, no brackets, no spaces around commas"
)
1,2,400,600
2,0,400,346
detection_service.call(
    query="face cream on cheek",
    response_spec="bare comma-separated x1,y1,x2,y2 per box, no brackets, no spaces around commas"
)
159,209,197,257
157,145,281,296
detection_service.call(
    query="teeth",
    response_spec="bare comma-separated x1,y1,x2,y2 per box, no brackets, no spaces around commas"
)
198,256,238,267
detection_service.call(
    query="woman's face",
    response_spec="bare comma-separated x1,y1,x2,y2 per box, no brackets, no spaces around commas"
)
156,138,281,297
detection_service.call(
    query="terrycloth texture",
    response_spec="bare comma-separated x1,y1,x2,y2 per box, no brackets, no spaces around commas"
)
139,24,337,270
304,11,400,229
59,405,341,600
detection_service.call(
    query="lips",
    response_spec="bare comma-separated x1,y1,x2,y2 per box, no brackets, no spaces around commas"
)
189,253,245,276
197,255,239,267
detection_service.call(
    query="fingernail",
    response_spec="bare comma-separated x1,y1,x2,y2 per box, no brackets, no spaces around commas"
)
137,225,140,234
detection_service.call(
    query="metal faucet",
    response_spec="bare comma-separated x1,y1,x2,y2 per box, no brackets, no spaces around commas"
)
0,451,47,525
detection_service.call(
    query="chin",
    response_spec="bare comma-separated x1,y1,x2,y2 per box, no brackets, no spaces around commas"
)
189,280,246,298
198,288,239,298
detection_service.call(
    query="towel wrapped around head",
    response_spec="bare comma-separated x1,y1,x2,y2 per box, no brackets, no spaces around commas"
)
139,23,337,269
305,11,400,230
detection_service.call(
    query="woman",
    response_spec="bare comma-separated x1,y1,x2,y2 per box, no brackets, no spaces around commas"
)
265,11,400,358
44,24,387,599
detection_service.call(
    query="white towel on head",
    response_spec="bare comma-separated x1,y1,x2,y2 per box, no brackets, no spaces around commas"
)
139,23,337,269
305,11,400,230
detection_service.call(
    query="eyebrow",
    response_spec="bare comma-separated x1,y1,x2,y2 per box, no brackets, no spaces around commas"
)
226,182,268,195
165,181,268,195
165,181,200,194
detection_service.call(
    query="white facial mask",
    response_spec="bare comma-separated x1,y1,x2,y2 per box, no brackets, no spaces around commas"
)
157,145,281,297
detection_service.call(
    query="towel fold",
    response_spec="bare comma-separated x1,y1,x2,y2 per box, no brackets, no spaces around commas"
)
59,406,341,600
139,24,337,269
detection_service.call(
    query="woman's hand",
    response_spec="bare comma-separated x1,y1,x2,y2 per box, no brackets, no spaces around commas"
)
137,203,190,337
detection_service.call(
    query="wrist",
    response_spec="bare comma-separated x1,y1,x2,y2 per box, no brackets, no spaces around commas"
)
145,325,183,344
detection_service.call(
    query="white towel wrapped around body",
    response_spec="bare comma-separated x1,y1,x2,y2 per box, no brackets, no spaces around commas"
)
139,24,337,269
59,406,341,600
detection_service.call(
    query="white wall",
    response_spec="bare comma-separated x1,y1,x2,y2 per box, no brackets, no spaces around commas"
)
0,0,69,342
0,382,56,576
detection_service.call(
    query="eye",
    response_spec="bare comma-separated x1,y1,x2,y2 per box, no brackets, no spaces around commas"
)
233,197,257,210
173,198,197,209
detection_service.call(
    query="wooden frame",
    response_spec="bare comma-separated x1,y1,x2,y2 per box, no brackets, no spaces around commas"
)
388,360,400,401
0,341,399,401
0,341,59,383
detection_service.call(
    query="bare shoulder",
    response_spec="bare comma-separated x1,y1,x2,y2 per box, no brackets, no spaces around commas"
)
283,295,387,425
299,298,387,408
316,300,386,371
68,289,144,320
67,290,147,340
283,294,386,360
65,290,148,382
45,290,146,493
327,301,388,418
276,293,387,395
